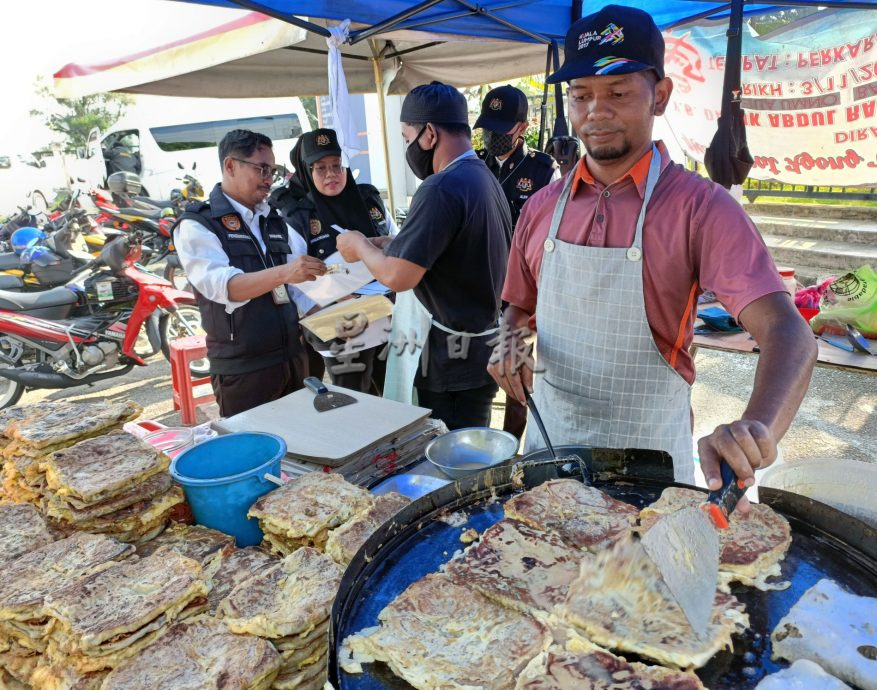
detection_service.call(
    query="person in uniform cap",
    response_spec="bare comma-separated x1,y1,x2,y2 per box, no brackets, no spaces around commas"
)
488,5,815,499
475,84,558,439
475,84,558,229
175,129,326,417
336,81,512,430
269,128,396,393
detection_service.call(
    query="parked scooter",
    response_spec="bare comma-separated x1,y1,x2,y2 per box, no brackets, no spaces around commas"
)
0,232,204,408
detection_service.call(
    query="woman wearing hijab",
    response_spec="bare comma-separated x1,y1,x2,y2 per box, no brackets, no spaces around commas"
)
270,128,396,393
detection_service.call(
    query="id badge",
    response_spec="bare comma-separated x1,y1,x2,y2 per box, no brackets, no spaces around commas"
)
271,285,291,305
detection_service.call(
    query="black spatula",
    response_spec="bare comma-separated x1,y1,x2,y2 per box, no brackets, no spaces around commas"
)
303,377,357,413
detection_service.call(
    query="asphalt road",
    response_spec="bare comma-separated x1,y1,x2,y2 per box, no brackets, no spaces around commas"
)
18,347,875,467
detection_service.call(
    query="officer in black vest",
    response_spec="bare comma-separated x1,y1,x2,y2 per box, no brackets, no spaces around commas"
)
475,85,558,229
475,86,557,438
175,129,326,417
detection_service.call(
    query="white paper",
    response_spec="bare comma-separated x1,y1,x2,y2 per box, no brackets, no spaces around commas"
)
296,251,374,306
313,315,392,356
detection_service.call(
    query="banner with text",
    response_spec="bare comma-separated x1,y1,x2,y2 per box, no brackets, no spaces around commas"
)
663,10,877,186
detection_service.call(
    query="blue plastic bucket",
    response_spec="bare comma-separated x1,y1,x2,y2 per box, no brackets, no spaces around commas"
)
170,432,285,547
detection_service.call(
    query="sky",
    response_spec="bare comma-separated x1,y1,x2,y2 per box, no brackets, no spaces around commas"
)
0,0,238,155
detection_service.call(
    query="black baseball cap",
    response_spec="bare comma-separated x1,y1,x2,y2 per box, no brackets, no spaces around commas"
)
400,81,469,126
301,128,341,166
474,85,528,133
547,4,665,84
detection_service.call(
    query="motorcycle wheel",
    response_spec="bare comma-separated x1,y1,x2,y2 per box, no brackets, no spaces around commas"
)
159,304,209,376
163,261,192,292
0,338,25,409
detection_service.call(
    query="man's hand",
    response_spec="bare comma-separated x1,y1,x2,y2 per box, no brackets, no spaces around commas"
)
283,256,326,284
486,305,537,405
697,419,777,515
488,347,534,406
336,231,369,262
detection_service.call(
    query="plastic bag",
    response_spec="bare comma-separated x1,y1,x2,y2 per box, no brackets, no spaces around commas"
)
810,265,877,338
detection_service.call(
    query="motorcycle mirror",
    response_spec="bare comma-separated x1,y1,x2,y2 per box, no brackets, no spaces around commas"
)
177,162,184,169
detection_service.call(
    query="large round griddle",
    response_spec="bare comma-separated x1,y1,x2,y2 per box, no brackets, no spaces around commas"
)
330,448,877,689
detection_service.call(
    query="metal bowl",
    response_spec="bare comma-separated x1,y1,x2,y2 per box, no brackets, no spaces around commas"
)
424,427,519,479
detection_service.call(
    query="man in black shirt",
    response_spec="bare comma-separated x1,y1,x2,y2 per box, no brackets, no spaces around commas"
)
475,85,558,229
337,81,512,429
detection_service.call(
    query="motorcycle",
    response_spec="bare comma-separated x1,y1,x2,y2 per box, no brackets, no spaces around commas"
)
0,232,204,408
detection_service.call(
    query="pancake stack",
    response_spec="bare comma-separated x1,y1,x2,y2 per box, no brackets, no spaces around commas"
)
38,430,183,543
206,546,280,615
0,532,134,687
0,401,141,507
325,491,411,566
219,547,344,690
135,523,236,581
0,503,55,568
248,472,374,556
43,548,208,674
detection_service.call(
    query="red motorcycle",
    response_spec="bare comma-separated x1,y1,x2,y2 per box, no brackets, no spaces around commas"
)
0,232,201,408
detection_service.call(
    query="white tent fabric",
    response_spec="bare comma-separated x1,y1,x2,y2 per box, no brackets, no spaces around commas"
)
326,20,359,166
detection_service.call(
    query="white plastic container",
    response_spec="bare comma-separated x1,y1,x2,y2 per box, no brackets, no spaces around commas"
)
777,266,797,299
760,458,877,529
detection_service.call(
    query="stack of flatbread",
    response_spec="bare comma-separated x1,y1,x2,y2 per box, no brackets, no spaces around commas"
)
0,401,141,507
0,503,55,567
37,430,183,543
248,472,374,556
220,547,344,690
43,548,208,674
325,491,411,565
135,523,236,580
0,532,134,687
206,546,280,615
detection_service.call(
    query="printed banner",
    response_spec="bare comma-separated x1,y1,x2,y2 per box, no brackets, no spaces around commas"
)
663,9,877,186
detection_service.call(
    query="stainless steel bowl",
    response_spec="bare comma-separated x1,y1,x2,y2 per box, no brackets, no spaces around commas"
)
425,427,520,479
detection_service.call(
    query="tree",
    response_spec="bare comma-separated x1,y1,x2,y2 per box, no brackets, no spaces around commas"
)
30,82,132,154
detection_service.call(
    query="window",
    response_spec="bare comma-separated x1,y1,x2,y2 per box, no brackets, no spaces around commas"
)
150,114,303,152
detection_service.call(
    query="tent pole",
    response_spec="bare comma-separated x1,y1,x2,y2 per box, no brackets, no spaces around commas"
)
370,42,396,217
537,43,552,151
227,0,331,36
351,0,445,44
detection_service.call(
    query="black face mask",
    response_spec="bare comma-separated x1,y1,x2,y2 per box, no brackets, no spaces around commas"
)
483,129,517,158
405,126,435,180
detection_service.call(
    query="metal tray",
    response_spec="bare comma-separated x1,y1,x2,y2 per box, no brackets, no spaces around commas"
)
330,448,877,689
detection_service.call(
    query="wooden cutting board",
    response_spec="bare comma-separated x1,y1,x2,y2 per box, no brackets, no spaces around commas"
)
213,386,431,466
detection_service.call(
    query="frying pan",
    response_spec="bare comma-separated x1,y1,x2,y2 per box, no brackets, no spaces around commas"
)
330,448,877,689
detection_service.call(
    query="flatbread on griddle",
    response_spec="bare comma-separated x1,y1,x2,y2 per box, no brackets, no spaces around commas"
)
771,578,877,690
341,573,550,690
5,400,141,449
639,487,792,590
100,616,282,690
45,548,207,655
556,535,749,670
206,547,280,615
249,472,373,551
325,491,411,565
504,479,639,551
220,547,343,639
0,503,54,565
42,431,168,504
443,518,585,619
0,533,133,622
515,635,706,689
755,659,852,690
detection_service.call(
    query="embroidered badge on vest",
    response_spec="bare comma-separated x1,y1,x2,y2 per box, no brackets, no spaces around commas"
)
369,206,383,221
316,134,330,146
516,177,534,192
221,214,241,231
310,218,322,236
489,98,503,111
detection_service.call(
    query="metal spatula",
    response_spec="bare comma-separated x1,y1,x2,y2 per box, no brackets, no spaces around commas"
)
520,390,590,484
303,377,357,413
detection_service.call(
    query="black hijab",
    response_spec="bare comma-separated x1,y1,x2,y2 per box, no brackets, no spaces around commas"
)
289,135,376,237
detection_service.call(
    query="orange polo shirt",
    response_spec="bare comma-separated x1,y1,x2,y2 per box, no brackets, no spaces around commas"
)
503,141,785,384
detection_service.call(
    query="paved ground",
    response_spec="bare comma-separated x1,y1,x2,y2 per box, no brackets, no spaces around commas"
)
19,347,875,467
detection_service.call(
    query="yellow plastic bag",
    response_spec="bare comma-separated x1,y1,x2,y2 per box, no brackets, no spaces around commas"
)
810,265,877,338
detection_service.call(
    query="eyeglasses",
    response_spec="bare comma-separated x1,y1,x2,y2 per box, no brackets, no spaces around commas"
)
310,163,345,178
230,158,278,179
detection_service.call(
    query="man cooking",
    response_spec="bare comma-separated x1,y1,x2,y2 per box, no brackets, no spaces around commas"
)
488,5,816,495
337,81,512,430
176,129,326,417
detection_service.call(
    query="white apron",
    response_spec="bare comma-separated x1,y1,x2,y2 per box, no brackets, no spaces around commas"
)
524,145,694,483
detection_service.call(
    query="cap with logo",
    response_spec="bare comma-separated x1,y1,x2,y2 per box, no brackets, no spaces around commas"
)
474,85,529,133
400,81,469,126
301,128,342,166
547,4,664,84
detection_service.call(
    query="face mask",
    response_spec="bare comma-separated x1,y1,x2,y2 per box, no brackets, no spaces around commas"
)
405,126,435,180
483,129,516,157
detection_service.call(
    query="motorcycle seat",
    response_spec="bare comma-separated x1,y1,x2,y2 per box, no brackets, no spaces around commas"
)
133,195,176,209
116,206,163,220
0,286,79,312
0,253,21,271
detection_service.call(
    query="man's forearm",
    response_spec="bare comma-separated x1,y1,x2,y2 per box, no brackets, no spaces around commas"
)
356,242,424,292
227,266,286,302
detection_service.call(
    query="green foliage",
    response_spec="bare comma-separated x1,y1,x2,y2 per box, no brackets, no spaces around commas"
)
31,83,132,154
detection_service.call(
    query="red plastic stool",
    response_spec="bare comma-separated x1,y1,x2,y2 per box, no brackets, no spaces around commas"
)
169,335,214,426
